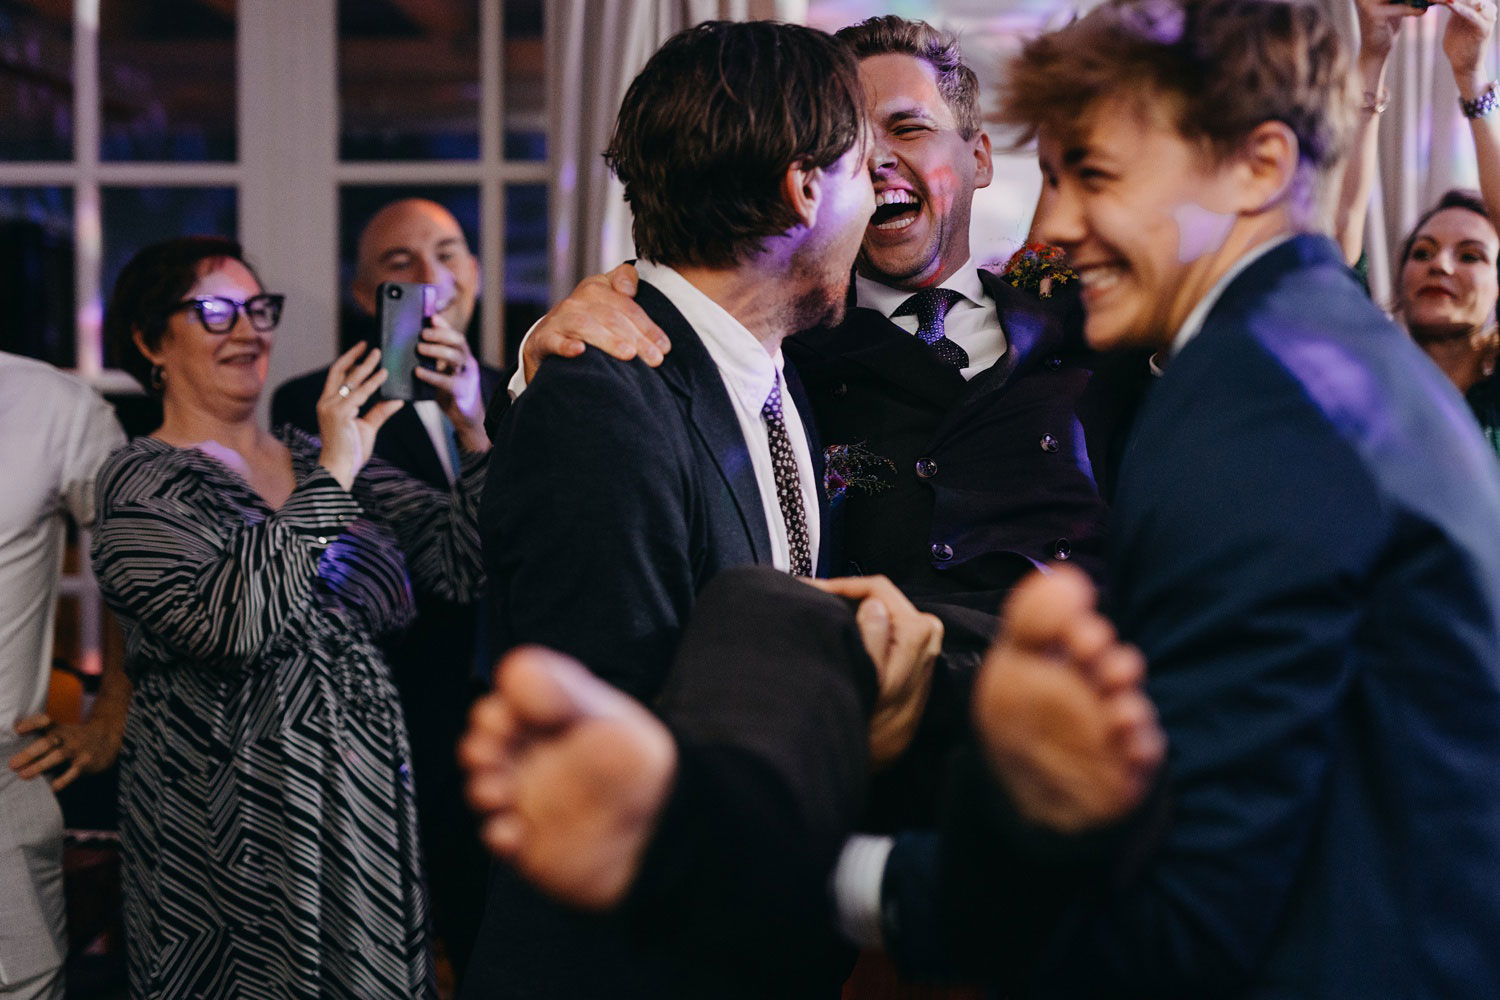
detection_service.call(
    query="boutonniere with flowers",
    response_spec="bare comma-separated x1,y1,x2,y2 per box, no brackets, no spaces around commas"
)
1000,241,1076,298
824,442,897,508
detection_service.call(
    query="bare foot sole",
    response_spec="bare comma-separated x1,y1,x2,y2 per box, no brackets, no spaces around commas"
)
461,646,678,910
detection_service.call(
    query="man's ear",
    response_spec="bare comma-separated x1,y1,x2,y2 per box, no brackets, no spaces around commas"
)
782,160,823,231
352,274,377,316
1230,120,1299,214
972,130,994,191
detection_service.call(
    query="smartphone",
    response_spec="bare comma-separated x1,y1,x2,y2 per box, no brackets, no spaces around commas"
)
1392,0,1432,8
376,281,439,401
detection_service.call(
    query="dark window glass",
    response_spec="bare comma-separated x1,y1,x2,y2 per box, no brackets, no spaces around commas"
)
504,183,548,367
503,0,545,161
338,0,480,161
0,1,73,160
337,185,480,351
100,186,237,369
99,1,238,162
0,187,75,366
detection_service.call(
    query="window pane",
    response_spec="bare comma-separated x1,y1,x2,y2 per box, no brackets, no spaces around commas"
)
100,187,237,369
99,3,237,162
0,2,73,160
504,183,548,366
339,0,480,161
338,185,481,351
0,187,74,366
503,0,545,161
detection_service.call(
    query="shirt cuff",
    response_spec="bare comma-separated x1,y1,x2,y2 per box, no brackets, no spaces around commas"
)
831,833,895,949
506,316,545,400
279,465,363,548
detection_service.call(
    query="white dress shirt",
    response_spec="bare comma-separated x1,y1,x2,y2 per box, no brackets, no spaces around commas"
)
412,400,456,484
633,260,820,572
854,257,1007,379
0,352,124,725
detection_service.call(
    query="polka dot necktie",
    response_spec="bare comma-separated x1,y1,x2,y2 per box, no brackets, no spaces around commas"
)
895,287,969,370
761,372,813,577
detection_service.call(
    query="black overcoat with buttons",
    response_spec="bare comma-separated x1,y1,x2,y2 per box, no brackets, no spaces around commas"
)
785,269,1126,616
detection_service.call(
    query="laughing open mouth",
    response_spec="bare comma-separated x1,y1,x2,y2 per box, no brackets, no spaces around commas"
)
871,190,920,231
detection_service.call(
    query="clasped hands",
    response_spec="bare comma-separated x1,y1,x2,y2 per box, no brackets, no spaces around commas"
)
816,567,1163,833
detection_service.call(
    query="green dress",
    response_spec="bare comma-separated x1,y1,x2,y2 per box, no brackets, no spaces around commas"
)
1467,373,1500,458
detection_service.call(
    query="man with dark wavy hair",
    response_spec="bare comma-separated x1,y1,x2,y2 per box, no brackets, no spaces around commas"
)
460,19,895,1000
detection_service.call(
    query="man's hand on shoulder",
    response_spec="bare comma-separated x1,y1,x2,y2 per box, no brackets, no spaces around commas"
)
522,263,672,382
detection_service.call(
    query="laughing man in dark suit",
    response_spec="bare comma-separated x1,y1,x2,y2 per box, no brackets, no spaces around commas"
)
514,17,1117,615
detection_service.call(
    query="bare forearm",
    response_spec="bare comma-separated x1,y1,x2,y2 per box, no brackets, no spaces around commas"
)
1336,54,1391,266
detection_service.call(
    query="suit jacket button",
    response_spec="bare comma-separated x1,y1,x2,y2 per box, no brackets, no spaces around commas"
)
1046,354,1064,369
1040,433,1059,453
930,542,954,562
833,382,848,397
1053,538,1072,560
915,457,938,479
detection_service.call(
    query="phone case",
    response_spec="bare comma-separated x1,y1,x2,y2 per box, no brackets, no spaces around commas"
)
376,282,438,401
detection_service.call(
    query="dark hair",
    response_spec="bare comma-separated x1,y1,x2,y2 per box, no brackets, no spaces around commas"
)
603,20,865,269
835,15,980,140
103,236,260,395
998,0,1353,201
1398,189,1492,267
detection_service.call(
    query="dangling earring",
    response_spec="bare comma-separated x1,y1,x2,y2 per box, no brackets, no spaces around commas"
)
150,365,165,393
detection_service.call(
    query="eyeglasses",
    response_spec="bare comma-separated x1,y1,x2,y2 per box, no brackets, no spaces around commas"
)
171,294,285,333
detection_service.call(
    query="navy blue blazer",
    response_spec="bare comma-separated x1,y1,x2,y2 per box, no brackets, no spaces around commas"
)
464,278,827,1000
888,236,1500,998
478,277,825,702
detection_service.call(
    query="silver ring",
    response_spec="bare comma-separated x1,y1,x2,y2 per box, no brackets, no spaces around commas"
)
337,384,352,398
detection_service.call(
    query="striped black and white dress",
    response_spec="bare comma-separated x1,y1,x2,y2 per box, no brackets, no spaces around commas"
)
91,426,486,1000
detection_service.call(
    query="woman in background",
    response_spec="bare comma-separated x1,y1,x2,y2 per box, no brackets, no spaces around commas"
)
92,236,488,998
1344,0,1500,453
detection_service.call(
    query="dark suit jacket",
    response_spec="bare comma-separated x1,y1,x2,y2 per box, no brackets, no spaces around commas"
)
887,236,1500,998
463,279,828,999
787,270,1115,614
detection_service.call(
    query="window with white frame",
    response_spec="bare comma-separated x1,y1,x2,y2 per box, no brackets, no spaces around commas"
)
0,0,551,681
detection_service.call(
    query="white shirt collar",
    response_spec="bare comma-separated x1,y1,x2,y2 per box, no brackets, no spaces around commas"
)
1169,235,1296,358
853,256,985,316
635,258,783,411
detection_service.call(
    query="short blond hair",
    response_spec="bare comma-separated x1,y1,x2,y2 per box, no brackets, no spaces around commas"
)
999,0,1354,205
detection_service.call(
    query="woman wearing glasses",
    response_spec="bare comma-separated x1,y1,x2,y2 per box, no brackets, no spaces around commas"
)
90,237,488,999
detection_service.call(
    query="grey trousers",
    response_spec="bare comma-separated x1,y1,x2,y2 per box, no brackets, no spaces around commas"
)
0,735,65,1000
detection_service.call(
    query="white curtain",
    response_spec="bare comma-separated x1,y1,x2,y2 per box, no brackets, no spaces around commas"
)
546,0,806,300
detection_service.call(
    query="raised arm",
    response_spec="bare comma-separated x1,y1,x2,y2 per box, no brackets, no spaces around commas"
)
91,455,362,671
1336,1,1424,266
1444,0,1500,220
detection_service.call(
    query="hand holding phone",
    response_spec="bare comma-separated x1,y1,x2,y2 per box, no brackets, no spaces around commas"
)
376,281,439,401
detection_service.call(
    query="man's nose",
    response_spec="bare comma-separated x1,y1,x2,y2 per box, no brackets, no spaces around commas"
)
414,255,456,292
1034,187,1082,250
